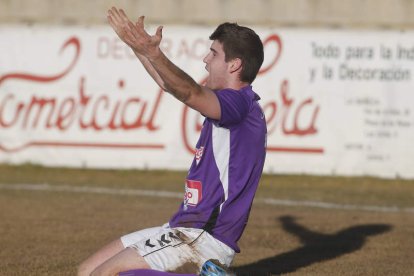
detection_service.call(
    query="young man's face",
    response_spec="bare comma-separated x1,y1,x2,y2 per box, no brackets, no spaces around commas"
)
203,40,229,90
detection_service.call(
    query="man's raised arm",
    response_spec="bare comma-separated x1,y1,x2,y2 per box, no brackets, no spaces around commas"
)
107,7,221,120
107,10,166,90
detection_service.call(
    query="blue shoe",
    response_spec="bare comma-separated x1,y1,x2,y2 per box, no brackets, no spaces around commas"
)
199,260,233,276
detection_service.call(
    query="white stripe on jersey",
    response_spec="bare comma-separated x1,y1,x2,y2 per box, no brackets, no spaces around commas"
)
212,124,230,211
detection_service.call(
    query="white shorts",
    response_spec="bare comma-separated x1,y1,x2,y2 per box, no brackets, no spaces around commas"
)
120,224,235,273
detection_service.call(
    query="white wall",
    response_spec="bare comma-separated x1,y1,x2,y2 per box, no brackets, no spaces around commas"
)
1,26,413,178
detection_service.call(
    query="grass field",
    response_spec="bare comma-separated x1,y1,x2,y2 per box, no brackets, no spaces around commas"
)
0,164,413,275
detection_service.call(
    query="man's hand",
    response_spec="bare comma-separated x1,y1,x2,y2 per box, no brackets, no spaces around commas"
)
106,7,220,120
107,7,163,60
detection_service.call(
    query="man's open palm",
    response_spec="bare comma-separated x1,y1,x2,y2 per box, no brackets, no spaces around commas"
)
107,7,163,59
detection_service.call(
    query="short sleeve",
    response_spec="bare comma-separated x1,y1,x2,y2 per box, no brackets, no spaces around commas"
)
213,89,250,128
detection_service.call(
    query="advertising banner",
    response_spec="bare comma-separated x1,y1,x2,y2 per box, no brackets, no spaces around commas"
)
0,26,413,178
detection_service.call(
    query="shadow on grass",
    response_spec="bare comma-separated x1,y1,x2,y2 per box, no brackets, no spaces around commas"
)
234,215,392,276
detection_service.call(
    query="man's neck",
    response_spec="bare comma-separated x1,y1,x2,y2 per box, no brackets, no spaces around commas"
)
227,80,250,91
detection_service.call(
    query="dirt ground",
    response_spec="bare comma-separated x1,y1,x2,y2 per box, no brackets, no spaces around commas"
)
0,165,413,275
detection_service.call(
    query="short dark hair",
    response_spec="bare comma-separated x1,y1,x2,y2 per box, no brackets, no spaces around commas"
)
209,22,264,83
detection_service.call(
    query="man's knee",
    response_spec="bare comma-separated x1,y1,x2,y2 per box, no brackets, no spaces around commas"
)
77,239,125,276
77,259,92,276
89,264,110,276
90,248,150,276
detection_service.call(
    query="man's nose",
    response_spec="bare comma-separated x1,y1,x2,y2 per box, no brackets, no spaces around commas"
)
203,53,210,64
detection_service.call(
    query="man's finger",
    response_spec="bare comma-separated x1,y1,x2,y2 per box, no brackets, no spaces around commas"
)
119,9,131,24
107,15,121,35
107,14,116,28
123,26,138,47
108,7,122,25
155,26,163,40
134,19,151,38
136,16,145,28
127,21,141,40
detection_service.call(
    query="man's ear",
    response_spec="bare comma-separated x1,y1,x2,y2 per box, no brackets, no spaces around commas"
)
229,58,242,73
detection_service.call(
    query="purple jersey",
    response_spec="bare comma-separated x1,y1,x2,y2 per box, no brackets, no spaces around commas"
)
169,85,267,253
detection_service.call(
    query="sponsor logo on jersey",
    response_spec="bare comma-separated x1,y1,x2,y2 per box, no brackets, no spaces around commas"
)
183,179,202,210
195,146,204,165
